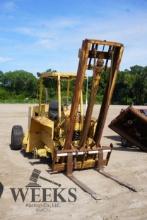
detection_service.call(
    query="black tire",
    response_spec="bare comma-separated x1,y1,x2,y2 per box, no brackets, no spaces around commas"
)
11,125,24,150
0,182,4,198
121,137,133,148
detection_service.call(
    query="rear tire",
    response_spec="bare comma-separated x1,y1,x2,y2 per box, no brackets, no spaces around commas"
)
11,125,24,150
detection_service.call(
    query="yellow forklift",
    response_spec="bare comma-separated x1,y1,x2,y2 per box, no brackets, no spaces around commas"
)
11,39,136,199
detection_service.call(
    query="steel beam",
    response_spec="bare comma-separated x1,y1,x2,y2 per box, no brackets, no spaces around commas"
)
64,40,90,149
94,46,124,146
79,59,104,148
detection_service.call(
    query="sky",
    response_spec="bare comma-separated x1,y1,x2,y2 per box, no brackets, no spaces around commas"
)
0,0,147,75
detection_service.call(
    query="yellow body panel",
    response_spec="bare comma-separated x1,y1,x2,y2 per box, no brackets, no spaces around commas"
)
23,114,54,156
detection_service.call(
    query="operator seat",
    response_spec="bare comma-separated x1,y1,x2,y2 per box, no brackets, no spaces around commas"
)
48,100,58,120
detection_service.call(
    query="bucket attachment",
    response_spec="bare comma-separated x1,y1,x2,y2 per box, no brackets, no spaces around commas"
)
109,106,147,151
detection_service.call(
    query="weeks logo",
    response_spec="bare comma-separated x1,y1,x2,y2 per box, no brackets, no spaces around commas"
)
10,169,77,212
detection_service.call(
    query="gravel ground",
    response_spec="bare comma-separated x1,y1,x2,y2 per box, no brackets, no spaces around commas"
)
0,104,147,220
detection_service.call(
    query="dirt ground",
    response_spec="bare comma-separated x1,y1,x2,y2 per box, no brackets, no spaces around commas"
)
0,104,147,220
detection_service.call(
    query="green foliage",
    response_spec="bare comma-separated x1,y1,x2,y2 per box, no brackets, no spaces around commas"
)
0,87,9,100
113,65,147,105
0,65,146,104
3,70,37,97
0,70,37,103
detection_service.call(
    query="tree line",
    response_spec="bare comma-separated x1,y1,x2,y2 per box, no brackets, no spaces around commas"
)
0,65,146,104
0,70,37,103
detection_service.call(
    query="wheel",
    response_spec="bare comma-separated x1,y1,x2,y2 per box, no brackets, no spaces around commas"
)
11,125,24,150
0,182,4,198
121,137,132,148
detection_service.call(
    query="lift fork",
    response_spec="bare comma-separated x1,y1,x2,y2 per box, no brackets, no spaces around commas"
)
64,150,137,200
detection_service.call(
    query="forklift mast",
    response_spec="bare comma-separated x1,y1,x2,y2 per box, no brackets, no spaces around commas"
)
64,39,124,150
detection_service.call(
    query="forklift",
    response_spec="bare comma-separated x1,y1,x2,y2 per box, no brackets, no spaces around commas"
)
11,39,136,199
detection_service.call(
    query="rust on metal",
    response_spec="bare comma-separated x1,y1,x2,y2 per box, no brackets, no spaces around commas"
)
66,152,73,176
64,39,124,153
94,46,124,146
64,40,90,150
79,59,104,148
109,106,147,151
97,170,137,192
67,174,101,200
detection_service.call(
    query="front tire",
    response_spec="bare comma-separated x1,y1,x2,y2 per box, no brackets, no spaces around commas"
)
11,125,24,150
